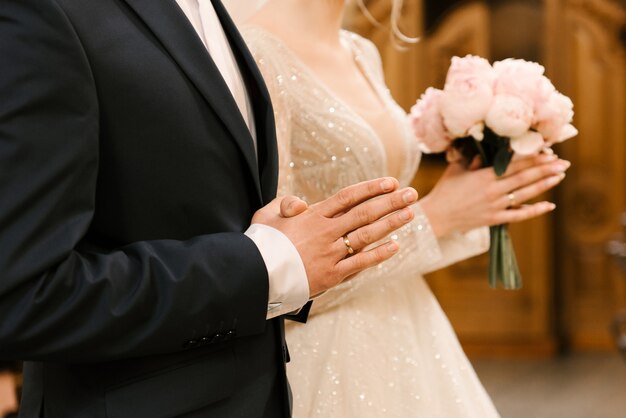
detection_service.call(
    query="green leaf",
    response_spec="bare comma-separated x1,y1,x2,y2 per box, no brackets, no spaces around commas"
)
493,146,514,176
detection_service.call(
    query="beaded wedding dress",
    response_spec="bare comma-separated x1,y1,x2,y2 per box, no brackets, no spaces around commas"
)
243,26,500,418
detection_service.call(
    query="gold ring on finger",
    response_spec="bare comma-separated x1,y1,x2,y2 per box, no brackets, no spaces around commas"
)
343,235,355,256
507,192,517,209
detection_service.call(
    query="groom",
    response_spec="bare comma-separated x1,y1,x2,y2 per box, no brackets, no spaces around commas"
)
0,0,417,417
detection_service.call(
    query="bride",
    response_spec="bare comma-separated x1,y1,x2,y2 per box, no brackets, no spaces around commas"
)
226,0,570,416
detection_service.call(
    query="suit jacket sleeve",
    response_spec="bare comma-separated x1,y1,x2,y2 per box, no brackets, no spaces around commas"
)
0,0,269,363
0,362,19,372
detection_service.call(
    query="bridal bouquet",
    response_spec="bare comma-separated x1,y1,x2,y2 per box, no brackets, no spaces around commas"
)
409,55,577,289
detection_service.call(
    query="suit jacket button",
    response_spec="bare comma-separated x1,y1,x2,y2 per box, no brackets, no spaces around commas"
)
183,339,198,349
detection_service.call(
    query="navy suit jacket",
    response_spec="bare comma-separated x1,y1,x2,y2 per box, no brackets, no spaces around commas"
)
0,0,292,416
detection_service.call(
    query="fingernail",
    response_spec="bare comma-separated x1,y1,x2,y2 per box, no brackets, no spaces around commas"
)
381,179,394,192
387,241,399,253
547,202,556,211
400,208,412,221
403,189,417,203
546,173,565,186
553,161,571,173
540,153,558,162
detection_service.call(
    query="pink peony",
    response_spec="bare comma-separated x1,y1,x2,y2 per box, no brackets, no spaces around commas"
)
494,58,545,78
409,88,451,153
534,91,577,144
445,55,495,86
440,55,495,138
510,131,545,155
555,124,579,143
485,95,533,138
493,59,555,110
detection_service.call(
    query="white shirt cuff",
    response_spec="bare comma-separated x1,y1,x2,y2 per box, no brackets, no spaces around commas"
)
244,223,310,319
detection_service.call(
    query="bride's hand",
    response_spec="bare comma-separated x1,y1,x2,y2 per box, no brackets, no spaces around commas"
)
420,153,570,238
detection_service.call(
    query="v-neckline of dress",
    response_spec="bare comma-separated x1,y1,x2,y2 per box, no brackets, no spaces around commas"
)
245,25,416,184
246,26,390,167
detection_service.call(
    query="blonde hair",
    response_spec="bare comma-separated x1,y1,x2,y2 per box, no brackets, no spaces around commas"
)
356,0,419,45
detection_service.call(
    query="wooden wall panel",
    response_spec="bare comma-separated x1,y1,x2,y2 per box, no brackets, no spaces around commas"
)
547,0,626,350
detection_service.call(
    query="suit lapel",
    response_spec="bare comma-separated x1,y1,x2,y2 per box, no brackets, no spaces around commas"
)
121,0,263,203
211,0,279,204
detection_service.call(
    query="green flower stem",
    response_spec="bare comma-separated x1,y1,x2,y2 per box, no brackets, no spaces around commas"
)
454,131,523,289
488,226,500,288
475,130,522,289
488,224,522,289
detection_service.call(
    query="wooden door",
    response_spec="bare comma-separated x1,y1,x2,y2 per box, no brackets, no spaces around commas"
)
545,0,626,351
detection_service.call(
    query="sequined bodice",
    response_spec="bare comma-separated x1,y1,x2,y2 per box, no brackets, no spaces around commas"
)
243,26,421,204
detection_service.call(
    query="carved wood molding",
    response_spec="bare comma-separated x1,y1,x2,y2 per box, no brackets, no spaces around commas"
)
548,0,626,349
566,0,626,33
555,0,626,240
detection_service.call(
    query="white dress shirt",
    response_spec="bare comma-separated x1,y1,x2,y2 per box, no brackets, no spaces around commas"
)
175,0,309,318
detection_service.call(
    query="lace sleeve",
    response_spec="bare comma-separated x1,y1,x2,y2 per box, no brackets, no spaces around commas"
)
422,227,490,275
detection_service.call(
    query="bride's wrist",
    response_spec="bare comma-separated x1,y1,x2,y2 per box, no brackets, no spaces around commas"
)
418,195,451,239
